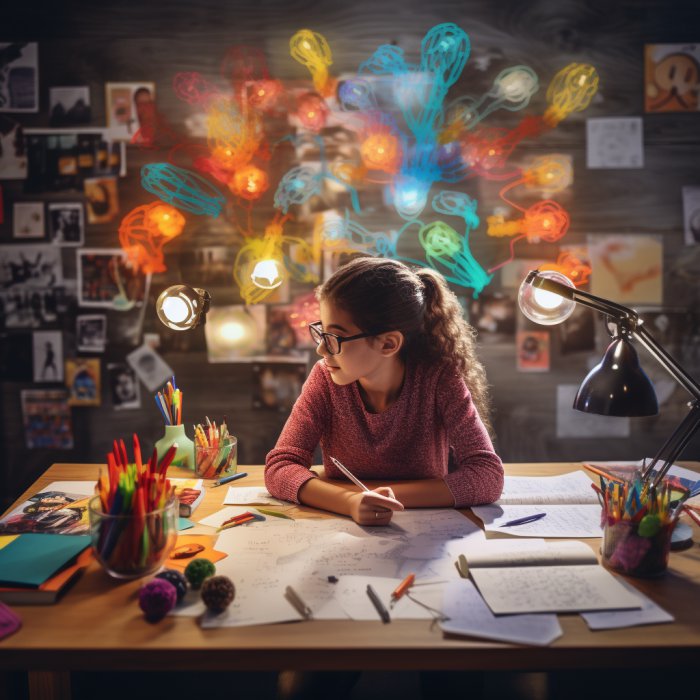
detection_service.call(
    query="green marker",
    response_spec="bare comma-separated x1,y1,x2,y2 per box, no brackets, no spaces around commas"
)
256,508,294,520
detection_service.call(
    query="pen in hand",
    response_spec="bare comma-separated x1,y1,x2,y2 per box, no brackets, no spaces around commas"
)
501,512,547,527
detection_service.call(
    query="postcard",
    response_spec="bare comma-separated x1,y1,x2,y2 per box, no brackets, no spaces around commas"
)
105,82,156,141
32,330,64,383
586,117,643,169
12,202,45,239
64,357,101,407
645,44,700,113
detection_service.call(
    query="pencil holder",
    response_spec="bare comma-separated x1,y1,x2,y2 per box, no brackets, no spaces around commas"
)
601,517,673,578
154,424,195,470
194,435,238,480
88,496,178,580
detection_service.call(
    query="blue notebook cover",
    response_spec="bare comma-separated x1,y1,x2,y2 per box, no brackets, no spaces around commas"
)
0,534,91,587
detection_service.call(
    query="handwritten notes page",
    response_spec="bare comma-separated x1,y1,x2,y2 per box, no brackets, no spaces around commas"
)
471,504,603,538
441,580,563,646
497,471,598,505
469,564,642,614
223,487,283,505
460,540,598,568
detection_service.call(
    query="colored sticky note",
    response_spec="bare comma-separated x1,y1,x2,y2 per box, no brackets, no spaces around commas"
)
178,518,194,531
0,534,91,587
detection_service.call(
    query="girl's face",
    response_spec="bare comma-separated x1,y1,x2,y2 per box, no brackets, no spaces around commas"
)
316,300,386,386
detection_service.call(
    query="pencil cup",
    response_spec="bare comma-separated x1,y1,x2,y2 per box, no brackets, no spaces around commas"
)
195,436,238,480
154,424,195,470
601,517,673,578
88,496,178,580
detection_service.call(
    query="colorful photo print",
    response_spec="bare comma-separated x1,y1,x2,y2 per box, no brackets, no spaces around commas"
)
0,488,89,534
105,82,155,141
77,248,149,309
645,43,700,113
107,362,141,410
76,314,107,353
83,176,119,224
516,330,550,372
20,389,74,450
49,86,91,127
48,202,85,246
32,330,64,383
64,357,101,406
252,361,307,412
12,201,45,239
0,42,39,112
266,305,312,357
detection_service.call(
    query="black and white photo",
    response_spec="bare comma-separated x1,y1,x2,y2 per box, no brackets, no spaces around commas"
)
107,362,141,410
126,343,173,392
48,202,84,246
0,42,39,113
32,330,64,383
76,314,106,353
49,86,91,126
0,244,62,291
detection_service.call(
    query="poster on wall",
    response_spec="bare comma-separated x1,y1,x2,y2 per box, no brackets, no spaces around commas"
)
0,42,39,112
0,244,63,290
32,330,64,383
48,202,85,246
516,330,550,372
20,389,74,449
644,44,700,113
76,248,149,309
105,82,156,141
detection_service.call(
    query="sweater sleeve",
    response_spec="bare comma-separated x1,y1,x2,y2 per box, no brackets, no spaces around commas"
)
437,367,504,508
264,361,329,503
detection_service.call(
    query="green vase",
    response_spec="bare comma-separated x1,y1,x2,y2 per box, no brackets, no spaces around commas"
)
154,424,195,470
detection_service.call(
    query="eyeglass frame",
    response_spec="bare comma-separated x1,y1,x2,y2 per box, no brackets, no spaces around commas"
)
308,321,385,355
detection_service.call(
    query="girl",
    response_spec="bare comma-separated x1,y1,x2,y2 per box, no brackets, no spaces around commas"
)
265,256,503,525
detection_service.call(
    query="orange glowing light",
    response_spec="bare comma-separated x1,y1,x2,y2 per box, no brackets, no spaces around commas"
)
360,131,402,173
228,164,269,201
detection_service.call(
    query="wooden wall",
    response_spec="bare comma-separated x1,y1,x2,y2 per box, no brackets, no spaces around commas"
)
2,0,700,509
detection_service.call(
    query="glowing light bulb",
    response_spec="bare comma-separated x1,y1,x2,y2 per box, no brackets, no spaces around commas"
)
533,286,565,310
220,321,246,342
251,259,283,289
162,296,189,323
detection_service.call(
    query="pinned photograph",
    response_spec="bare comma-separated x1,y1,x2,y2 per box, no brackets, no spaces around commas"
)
76,314,107,353
77,248,149,309
49,86,91,126
20,389,74,450
32,330,64,383
252,361,307,412
65,357,101,406
107,362,141,410
48,202,84,245
468,293,516,339
0,42,39,112
0,244,63,290
126,343,174,392
12,202,45,239
645,43,700,113
516,330,550,372
0,115,27,179
682,186,700,245
105,82,156,141
0,285,74,329
84,176,119,224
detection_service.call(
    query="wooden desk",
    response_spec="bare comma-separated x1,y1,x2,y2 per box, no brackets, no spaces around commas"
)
2,462,700,700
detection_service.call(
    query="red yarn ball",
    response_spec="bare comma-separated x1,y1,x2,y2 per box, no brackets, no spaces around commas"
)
138,578,177,622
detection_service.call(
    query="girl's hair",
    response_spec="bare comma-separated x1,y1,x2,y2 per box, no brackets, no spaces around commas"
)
318,256,492,433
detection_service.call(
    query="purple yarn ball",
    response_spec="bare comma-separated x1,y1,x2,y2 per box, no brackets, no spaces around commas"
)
138,578,177,622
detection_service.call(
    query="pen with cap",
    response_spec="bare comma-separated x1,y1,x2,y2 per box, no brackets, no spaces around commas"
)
285,585,313,619
366,584,391,623
501,512,547,527
212,472,248,488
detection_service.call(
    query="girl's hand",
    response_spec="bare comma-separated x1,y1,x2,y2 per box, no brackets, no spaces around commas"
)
349,487,404,526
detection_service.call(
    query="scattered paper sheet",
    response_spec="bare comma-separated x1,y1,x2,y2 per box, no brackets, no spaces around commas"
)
441,580,562,646
223,487,283,505
471,504,603,538
497,471,598,505
457,539,597,568
581,578,674,629
470,564,642,614
197,506,267,529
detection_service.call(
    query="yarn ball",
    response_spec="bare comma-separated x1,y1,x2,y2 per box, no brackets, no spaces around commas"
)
184,557,216,589
155,569,188,604
138,579,177,622
201,575,236,613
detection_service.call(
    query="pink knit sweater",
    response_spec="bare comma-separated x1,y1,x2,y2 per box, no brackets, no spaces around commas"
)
265,359,504,508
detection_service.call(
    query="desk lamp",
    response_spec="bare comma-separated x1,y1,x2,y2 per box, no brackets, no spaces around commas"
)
518,269,700,487
156,284,211,331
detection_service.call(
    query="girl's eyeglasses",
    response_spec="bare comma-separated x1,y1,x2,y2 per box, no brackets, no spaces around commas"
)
308,321,380,355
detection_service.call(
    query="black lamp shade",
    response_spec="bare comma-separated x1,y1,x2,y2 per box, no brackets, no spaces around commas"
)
573,337,659,417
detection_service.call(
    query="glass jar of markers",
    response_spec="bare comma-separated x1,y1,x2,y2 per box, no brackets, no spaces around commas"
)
601,516,673,578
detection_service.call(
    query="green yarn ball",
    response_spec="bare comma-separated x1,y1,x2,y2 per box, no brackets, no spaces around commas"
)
184,558,216,589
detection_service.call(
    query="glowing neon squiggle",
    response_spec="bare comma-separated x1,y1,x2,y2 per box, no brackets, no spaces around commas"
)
141,164,225,217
